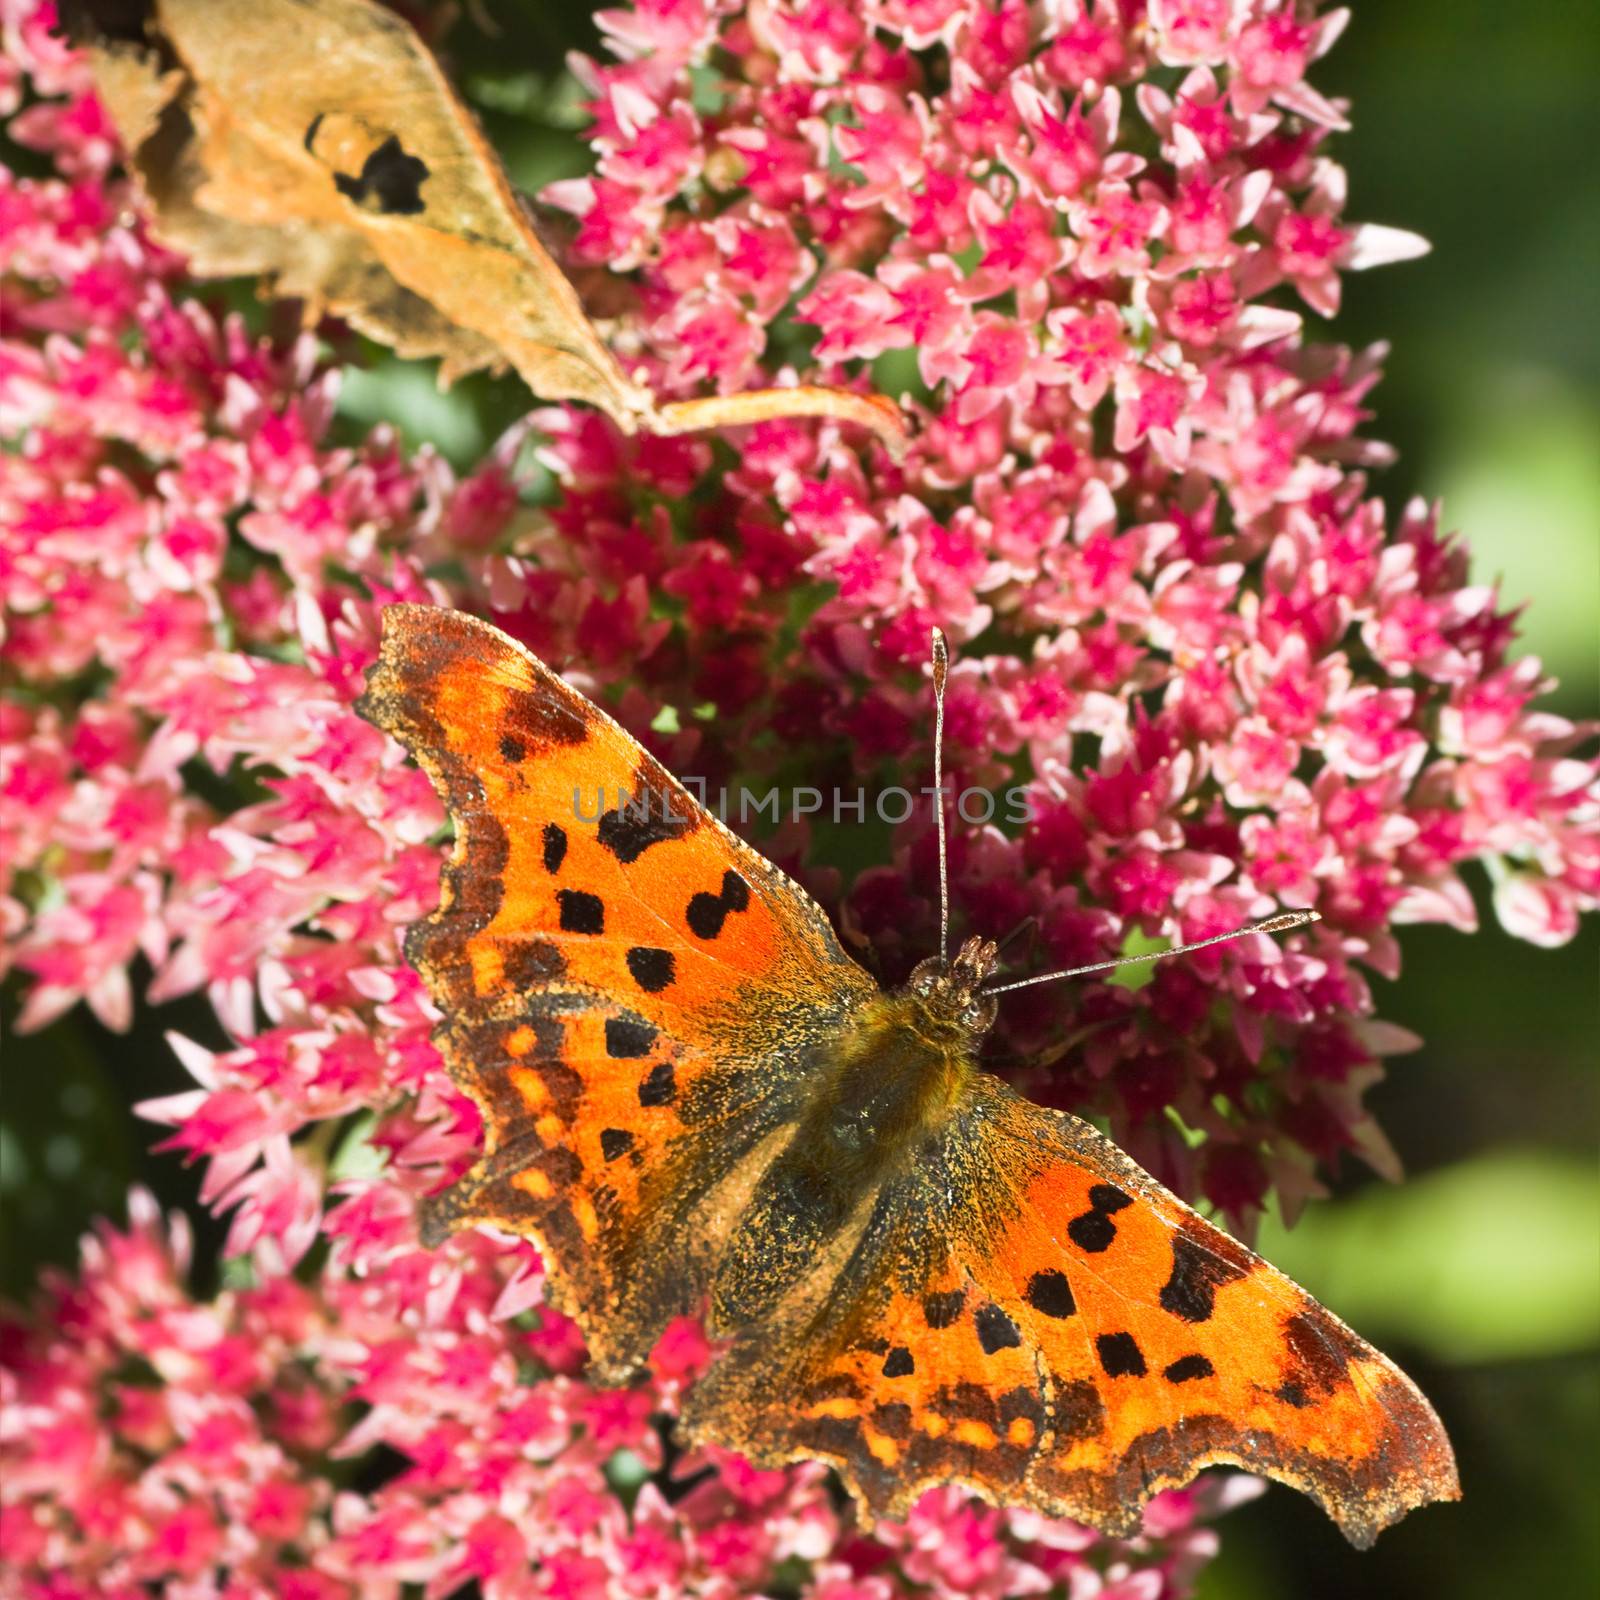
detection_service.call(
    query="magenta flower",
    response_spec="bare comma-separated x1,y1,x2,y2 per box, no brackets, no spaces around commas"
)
1,0,1595,1594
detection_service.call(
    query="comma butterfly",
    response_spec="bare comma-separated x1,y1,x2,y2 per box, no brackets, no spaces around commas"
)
357,604,1459,1546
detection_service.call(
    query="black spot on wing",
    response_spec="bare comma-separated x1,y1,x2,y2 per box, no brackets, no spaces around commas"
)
604,1017,656,1059
596,773,693,864
1275,1380,1311,1408
625,947,675,993
557,889,603,935
599,1128,633,1163
686,893,722,940
1159,1231,1250,1323
922,1289,966,1328
1023,1269,1076,1319
1066,1184,1133,1254
1095,1332,1147,1378
638,1061,676,1108
975,1303,1022,1354
333,133,429,214
542,824,567,874
940,1380,1006,1424
500,734,526,764
1067,1212,1115,1252
882,1346,915,1378
1163,1353,1214,1383
686,870,750,940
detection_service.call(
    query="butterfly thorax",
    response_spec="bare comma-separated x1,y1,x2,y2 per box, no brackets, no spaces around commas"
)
811,934,1000,1163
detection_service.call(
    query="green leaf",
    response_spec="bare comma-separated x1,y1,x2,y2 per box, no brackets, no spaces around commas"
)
1256,1150,1600,1363
337,359,486,465
1106,926,1167,990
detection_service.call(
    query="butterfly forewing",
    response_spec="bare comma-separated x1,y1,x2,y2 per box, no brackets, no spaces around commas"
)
358,605,871,1372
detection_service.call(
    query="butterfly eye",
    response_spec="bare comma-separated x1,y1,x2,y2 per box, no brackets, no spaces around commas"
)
907,956,946,996
962,996,997,1033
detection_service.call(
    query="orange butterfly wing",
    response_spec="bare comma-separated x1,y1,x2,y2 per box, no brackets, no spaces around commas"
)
357,605,874,1376
681,1078,1458,1547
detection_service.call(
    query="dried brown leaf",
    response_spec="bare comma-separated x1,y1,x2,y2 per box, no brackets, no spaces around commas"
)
76,0,905,451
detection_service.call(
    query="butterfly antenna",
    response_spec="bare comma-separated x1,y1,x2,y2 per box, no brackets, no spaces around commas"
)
982,910,1320,996
930,627,951,960
993,914,1038,961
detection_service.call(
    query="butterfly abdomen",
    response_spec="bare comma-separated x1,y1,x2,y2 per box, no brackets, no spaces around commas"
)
708,990,975,1332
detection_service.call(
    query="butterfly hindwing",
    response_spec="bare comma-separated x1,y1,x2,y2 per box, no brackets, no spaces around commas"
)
682,1078,1457,1547
357,605,874,1373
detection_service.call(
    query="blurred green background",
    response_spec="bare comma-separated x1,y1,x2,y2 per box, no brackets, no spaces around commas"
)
3,1,1595,1595
1206,4,1600,1593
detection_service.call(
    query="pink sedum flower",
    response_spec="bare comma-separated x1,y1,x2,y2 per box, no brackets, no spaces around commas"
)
1,0,1596,1594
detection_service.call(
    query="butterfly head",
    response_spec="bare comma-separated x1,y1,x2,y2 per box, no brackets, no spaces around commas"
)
906,935,1000,1040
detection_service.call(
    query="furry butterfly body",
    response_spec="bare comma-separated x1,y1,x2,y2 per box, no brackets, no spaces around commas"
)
357,604,1458,1546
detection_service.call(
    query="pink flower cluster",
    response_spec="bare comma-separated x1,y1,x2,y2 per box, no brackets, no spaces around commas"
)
1,0,1595,1592
537,0,1597,1211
